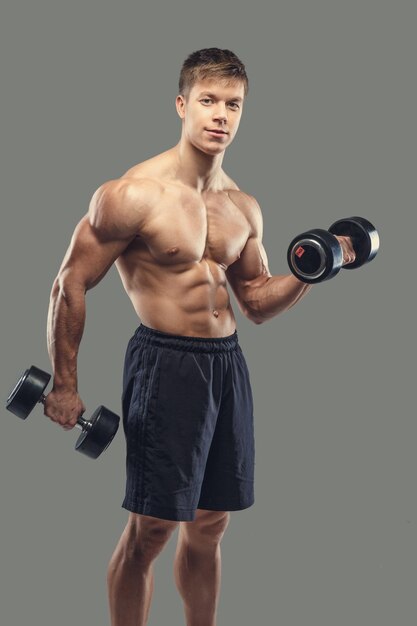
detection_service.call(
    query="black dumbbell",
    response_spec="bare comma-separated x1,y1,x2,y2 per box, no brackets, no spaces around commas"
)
6,365,120,459
287,216,380,284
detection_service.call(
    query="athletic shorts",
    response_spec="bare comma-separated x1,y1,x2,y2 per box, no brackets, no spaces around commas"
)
121,323,255,521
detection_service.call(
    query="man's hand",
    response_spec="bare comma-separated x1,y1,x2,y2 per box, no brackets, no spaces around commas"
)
335,236,356,266
43,387,86,430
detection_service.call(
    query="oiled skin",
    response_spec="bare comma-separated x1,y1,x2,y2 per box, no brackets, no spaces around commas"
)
113,150,260,337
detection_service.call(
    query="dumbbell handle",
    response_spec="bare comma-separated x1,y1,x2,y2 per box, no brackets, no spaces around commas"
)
39,394,91,431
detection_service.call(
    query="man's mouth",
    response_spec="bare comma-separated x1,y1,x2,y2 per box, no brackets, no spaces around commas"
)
206,128,228,135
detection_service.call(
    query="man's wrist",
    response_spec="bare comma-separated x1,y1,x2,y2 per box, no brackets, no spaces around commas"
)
52,375,78,392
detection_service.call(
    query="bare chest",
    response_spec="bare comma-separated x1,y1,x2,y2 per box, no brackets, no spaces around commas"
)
133,193,250,269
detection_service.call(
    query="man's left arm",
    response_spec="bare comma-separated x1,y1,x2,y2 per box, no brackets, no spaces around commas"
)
226,195,313,324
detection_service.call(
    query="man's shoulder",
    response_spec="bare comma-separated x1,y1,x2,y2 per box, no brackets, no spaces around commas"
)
88,176,163,241
226,187,262,234
222,175,258,209
98,175,164,210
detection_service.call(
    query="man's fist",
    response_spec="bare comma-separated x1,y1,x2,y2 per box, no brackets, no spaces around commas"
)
335,235,356,266
43,388,86,430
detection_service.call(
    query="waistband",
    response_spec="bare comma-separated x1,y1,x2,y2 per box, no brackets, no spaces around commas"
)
132,323,239,353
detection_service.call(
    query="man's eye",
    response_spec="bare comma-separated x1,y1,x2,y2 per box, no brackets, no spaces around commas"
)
229,103,239,109
201,99,212,104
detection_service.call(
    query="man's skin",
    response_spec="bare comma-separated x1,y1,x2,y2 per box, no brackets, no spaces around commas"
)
45,77,355,626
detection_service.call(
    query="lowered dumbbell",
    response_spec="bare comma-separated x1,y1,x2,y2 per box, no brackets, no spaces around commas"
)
287,216,380,284
6,365,120,459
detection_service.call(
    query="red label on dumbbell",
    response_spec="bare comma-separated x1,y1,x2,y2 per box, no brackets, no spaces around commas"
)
295,246,305,258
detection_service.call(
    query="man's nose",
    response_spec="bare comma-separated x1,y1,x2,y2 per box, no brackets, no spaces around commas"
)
213,104,228,122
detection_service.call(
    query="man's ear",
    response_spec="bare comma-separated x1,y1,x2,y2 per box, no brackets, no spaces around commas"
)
176,94,186,119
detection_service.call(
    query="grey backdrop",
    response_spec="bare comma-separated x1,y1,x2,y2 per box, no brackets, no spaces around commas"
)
1,1,415,625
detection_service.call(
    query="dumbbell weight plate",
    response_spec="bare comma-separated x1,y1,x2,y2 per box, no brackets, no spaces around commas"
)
75,406,120,459
287,228,343,284
328,216,380,270
6,366,51,420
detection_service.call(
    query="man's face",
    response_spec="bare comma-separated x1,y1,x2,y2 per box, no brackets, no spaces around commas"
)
176,78,245,155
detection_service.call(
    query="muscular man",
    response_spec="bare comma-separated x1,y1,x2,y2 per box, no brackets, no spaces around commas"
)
45,48,355,626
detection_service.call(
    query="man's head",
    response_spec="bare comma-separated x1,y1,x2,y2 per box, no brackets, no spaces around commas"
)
178,48,249,101
176,48,248,155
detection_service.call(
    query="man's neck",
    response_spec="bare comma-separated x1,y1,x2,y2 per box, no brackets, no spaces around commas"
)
172,140,225,193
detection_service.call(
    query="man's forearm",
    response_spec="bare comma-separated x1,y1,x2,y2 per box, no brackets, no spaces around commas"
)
47,277,87,390
247,274,313,323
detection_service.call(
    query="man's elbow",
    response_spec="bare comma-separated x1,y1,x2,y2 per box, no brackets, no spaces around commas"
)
243,304,267,325
51,269,87,302
248,313,266,325
241,279,271,325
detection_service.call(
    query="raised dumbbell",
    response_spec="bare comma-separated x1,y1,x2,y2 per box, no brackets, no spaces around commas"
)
6,365,120,459
287,216,380,284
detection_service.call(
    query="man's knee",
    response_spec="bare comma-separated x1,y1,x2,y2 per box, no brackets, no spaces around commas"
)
181,510,231,547
124,512,180,562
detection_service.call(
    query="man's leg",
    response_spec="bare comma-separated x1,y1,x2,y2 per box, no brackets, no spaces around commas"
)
174,509,231,626
107,512,179,626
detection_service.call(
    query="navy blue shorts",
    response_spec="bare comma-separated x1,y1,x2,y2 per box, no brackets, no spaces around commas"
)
121,324,255,521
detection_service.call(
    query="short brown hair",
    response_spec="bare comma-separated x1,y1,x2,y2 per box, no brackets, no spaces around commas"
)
179,48,249,99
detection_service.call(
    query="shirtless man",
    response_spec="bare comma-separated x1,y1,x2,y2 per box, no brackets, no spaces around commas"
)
45,48,355,626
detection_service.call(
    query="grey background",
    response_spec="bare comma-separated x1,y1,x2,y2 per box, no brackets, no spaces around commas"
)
0,1,415,625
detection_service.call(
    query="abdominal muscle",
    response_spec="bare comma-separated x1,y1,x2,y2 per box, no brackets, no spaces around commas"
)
115,247,238,338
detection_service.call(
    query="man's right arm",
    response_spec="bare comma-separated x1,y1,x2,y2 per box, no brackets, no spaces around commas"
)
45,178,150,428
